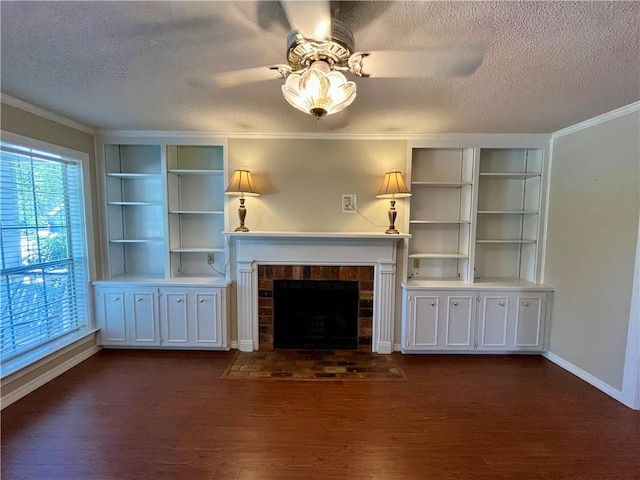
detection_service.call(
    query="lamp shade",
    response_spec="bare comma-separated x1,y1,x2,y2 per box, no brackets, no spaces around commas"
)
376,171,411,198
225,169,260,196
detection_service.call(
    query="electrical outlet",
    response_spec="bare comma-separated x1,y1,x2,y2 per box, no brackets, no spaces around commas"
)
342,194,357,213
207,254,215,265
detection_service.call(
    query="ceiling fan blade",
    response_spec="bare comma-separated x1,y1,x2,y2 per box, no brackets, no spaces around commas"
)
280,0,332,40
213,65,289,88
354,45,486,78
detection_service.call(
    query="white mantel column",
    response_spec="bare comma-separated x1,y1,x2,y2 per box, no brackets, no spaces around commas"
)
236,259,256,352
373,260,396,354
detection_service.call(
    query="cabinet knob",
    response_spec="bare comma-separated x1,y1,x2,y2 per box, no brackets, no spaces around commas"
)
199,299,205,303
136,298,142,302
499,302,505,307
113,297,120,302
522,302,529,306
430,302,436,306
452,302,458,306
176,298,183,303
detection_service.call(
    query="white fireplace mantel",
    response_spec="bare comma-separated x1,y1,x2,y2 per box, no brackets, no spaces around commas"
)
224,231,410,354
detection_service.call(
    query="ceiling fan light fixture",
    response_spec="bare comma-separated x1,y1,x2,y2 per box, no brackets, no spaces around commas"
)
281,60,356,119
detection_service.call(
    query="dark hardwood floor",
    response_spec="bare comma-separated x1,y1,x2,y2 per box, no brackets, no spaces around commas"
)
2,350,639,480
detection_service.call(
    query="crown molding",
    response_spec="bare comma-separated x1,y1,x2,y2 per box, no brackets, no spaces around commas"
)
552,101,640,139
1,93,96,135
98,129,420,141
97,129,551,144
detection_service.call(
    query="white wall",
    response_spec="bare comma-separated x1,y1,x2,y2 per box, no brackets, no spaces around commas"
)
544,105,639,401
227,138,408,233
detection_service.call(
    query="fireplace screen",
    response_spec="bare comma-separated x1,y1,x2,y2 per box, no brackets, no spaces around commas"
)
273,280,359,350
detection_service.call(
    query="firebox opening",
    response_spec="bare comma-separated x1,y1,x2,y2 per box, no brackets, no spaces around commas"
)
273,280,359,350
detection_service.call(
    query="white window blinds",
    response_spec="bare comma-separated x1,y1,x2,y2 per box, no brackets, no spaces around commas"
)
1,142,89,363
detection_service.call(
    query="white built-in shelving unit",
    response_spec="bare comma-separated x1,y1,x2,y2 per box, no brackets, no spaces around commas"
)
401,137,553,354
94,136,230,350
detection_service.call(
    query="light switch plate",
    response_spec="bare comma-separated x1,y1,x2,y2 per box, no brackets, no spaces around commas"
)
342,194,357,213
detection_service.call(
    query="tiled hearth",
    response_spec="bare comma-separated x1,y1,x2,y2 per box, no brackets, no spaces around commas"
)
257,265,375,350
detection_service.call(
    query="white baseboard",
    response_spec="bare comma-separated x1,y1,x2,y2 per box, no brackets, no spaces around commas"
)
542,351,628,406
1,344,101,409
230,341,238,350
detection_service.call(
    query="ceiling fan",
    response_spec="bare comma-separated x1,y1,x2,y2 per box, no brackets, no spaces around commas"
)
215,1,485,120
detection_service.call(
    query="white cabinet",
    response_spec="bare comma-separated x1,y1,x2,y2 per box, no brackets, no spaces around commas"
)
403,290,474,351
403,140,552,355
513,294,545,350
94,283,229,349
160,287,227,348
95,137,231,350
405,293,440,349
402,286,551,353
443,293,475,350
476,294,510,350
162,290,189,344
476,292,544,351
95,287,160,346
96,289,127,345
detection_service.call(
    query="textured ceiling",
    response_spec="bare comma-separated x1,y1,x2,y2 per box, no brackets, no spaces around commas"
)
1,1,638,135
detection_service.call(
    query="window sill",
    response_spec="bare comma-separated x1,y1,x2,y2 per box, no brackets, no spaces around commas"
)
0,328,99,379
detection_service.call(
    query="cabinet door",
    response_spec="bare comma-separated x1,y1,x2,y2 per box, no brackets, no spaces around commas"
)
96,289,127,345
477,295,510,350
513,295,544,350
192,291,221,346
162,291,189,345
403,293,441,351
442,293,475,350
130,291,159,345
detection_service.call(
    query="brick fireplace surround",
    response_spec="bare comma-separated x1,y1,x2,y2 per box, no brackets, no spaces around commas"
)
257,265,375,350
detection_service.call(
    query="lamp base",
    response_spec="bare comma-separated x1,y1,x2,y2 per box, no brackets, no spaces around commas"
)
235,197,250,232
384,199,399,234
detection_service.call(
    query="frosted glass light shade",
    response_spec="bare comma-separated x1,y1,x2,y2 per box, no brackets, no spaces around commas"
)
225,169,260,196
281,61,357,119
376,171,411,198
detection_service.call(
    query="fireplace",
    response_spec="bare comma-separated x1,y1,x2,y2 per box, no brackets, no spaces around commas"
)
259,265,374,350
273,279,359,349
226,231,409,354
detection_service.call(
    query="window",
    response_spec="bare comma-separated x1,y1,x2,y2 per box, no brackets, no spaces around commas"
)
1,137,90,365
